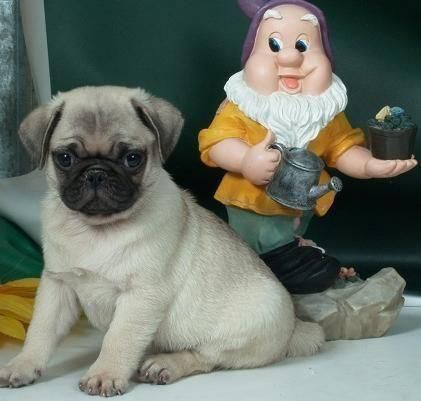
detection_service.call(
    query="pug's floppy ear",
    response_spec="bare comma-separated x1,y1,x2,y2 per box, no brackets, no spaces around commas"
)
18,99,64,169
130,89,184,162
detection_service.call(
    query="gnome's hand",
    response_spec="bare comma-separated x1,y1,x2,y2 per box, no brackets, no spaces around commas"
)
241,131,281,185
336,145,417,178
364,156,417,178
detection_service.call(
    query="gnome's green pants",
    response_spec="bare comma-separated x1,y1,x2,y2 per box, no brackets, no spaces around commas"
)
225,206,340,294
226,206,314,254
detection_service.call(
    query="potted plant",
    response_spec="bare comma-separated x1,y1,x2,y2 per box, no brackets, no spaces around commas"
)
367,106,417,160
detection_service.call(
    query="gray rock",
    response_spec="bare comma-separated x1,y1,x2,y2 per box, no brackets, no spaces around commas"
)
292,268,405,340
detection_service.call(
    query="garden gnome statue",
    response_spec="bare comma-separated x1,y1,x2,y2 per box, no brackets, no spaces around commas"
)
198,0,416,339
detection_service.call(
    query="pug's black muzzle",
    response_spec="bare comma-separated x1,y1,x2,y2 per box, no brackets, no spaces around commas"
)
60,162,139,216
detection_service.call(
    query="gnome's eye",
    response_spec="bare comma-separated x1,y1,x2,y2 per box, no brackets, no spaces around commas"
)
268,37,283,53
295,39,309,52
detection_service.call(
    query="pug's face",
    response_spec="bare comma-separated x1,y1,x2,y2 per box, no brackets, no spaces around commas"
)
19,86,183,221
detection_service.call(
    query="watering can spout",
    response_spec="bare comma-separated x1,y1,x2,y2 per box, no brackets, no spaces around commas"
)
309,177,343,200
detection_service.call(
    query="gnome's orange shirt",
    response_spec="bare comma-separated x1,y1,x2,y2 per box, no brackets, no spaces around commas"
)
199,101,365,217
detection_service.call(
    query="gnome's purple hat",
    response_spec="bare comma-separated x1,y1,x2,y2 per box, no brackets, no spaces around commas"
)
238,0,334,70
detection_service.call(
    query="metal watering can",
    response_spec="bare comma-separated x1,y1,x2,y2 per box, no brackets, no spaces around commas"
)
266,143,343,210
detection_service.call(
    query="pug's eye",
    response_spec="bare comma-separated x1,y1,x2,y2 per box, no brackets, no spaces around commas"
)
295,39,309,52
268,37,283,53
124,152,143,169
55,152,74,169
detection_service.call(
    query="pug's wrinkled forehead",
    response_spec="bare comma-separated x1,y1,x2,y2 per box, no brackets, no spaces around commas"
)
18,85,184,168
51,89,154,158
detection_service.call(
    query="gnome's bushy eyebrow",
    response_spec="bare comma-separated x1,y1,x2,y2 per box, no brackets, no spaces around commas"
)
263,9,282,20
300,13,319,26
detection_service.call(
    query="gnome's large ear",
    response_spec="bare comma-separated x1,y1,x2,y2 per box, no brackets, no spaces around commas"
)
238,0,267,18
18,99,64,169
130,89,184,162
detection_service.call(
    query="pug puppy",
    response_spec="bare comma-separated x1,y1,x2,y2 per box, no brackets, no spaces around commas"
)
0,86,324,396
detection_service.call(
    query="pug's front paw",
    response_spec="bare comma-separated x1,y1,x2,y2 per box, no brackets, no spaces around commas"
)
79,372,129,397
0,355,42,388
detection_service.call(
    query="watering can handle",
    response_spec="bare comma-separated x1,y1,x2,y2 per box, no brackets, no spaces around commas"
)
268,142,287,155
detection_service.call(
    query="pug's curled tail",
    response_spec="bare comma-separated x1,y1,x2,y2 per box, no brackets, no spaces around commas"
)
287,319,325,358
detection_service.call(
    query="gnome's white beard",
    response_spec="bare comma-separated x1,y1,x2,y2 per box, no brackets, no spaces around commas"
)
224,70,348,148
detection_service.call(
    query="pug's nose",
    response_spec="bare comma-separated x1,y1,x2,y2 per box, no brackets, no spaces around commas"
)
85,168,107,188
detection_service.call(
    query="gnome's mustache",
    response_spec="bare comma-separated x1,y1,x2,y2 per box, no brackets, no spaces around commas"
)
224,71,348,148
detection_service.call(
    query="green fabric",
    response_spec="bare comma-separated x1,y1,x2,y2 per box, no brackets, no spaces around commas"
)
0,217,43,284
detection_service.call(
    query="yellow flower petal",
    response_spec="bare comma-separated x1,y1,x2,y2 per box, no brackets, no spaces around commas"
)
0,316,25,341
5,278,40,288
0,279,40,298
0,287,37,297
0,294,34,323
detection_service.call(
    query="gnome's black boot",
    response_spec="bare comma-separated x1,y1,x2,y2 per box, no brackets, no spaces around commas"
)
260,239,340,294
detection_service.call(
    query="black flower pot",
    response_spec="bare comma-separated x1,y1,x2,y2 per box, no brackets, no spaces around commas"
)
367,125,417,160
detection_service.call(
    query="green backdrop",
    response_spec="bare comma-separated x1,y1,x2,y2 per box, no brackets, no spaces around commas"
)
42,0,421,290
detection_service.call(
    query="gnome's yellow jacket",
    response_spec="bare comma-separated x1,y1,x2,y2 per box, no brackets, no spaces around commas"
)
199,102,365,217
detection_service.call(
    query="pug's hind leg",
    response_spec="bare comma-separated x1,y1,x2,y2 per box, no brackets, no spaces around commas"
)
137,351,216,385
